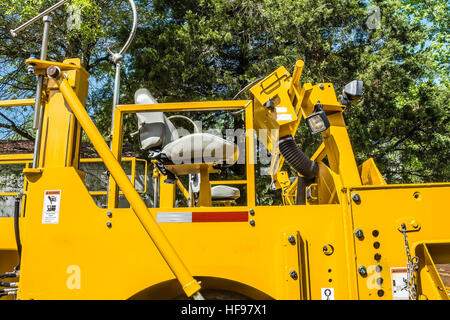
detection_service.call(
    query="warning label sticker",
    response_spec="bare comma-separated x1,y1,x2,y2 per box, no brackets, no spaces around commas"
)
276,114,293,122
42,190,61,224
391,267,409,300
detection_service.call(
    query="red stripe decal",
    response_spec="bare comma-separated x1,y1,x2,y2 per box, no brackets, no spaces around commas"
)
192,211,248,223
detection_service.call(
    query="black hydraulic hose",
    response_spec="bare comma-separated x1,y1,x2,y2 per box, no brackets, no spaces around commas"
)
279,136,319,179
278,135,318,205
0,273,17,279
0,281,16,288
13,193,22,271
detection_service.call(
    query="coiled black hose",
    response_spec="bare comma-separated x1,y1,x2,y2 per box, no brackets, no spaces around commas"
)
279,136,318,205
279,136,319,179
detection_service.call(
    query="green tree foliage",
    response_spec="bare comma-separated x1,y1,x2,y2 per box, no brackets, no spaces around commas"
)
0,0,448,194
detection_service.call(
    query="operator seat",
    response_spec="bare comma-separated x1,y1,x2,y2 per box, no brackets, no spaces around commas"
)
135,89,240,202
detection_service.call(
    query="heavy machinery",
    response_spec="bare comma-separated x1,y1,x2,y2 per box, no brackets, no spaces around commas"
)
0,0,449,300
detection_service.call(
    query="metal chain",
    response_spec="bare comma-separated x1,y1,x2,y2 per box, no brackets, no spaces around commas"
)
400,223,419,300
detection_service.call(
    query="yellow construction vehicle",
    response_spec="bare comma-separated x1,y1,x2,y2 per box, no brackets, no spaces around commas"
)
0,0,449,300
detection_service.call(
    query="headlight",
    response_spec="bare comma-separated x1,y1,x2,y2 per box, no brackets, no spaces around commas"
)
306,109,330,135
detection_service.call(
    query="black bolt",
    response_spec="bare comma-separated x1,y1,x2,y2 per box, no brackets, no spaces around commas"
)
376,277,384,285
107,211,113,218
372,230,379,237
375,265,382,273
290,270,298,280
106,221,112,228
288,236,296,245
249,209,255,216
373,241,380,249
354,229,364,240
358,266,367,277
374,253,382,261
352,193,361,204
249,219,255,227
323,244,334,256
377,289,384,297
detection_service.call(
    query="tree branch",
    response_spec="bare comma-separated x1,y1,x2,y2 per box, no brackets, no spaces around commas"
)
0,112,34,141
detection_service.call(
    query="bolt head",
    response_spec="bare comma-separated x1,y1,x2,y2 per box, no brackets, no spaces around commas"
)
358,266,367,277
323,244,334,256
249,209,255,216
354,229,364,239
47,66,61,79
319,84,325,89
352,193,361,203
106,221,112,228
107,211,113,218
249,219,255,227
288,236,296,245
290,270,298,280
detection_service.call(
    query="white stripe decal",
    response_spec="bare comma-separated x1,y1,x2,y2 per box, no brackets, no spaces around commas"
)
157,212,192,223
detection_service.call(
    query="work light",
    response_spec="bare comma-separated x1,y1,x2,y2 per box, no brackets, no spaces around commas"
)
306,103,330,134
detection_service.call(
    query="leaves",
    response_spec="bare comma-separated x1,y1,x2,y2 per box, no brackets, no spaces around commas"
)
0,0,448,187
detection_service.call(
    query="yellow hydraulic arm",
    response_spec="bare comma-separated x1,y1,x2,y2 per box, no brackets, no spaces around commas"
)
36,62,202,299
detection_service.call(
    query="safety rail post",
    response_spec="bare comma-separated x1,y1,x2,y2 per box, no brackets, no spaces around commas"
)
245,102,256,207
54,73,202,299
107,107,124,208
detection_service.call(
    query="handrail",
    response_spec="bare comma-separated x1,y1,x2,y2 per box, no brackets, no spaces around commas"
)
0,99,35,108
9,0,70,37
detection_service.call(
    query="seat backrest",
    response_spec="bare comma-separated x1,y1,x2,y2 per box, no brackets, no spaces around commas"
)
135,89,179,150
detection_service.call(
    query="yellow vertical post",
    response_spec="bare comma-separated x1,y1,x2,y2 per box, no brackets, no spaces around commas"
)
131,158,136,188
323,113,361,188
107,107,124,208
245,103,256,207
159,176,175,208
37,59,88,169
198,164,211,207
56,75,202,298
289,60,304,99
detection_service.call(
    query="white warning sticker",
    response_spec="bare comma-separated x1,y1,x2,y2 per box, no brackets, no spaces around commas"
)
42,190,61,224
321,288,335,300
276,114,293,121
276,107,288,113
390,267,409,300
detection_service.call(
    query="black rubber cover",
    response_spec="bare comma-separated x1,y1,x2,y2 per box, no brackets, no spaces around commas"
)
279,136,319,179
13,195,22,270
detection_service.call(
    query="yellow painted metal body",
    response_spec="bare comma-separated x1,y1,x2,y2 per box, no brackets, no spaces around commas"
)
0,59,448,300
